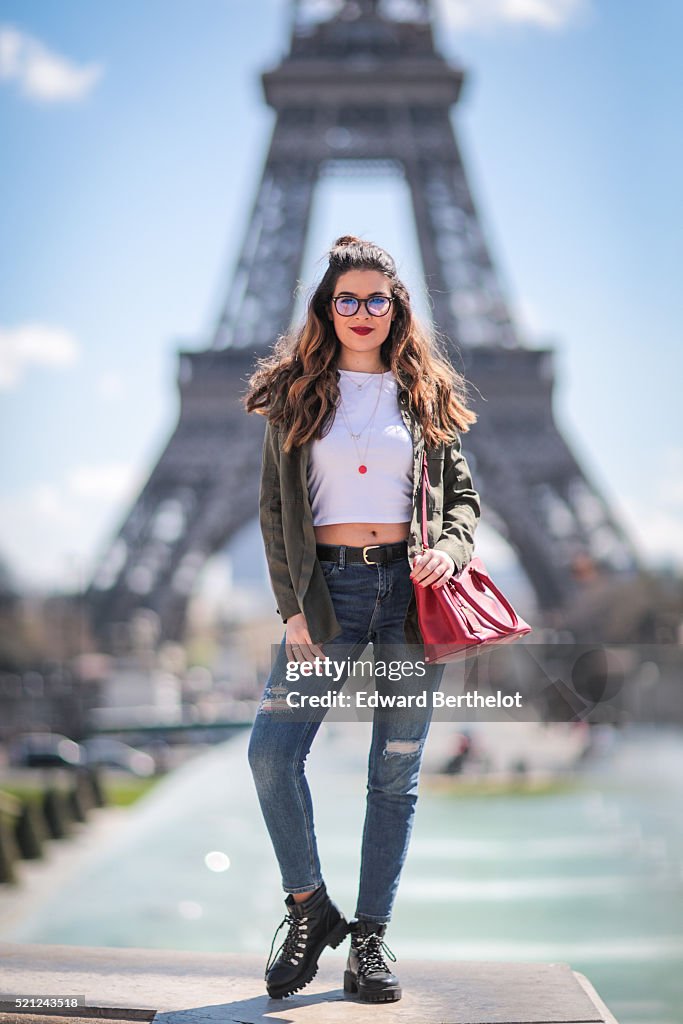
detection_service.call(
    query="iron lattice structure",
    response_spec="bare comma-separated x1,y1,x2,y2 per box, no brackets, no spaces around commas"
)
85,0,639,646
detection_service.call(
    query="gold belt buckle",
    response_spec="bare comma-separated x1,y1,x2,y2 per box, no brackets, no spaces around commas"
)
362,544,380,564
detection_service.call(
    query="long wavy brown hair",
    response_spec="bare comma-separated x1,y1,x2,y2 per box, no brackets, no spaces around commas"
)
242,235,477,451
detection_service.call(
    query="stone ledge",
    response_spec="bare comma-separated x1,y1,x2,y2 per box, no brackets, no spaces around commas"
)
0,941,619,1024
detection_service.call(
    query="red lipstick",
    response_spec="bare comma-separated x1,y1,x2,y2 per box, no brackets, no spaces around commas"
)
351,327,373,335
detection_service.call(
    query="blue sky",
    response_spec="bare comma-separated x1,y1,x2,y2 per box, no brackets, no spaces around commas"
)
1,0,681,596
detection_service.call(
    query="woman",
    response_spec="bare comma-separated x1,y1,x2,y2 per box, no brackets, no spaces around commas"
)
243,235,480,1003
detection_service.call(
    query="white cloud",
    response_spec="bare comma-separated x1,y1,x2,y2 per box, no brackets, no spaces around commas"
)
0,323,80,389
67,463,137,501
31,483,72,524
657,448,683,509
0,463,143,589
0,24,103,102
96,371,126,401
615,445,683,572
625,506,683,572
512,296,548,339
435,0,591,32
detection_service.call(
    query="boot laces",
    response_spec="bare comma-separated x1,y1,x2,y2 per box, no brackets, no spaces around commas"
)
265,911,310,973
354,932,397,977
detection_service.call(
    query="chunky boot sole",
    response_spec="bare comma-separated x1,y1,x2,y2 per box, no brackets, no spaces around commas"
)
343,969,402,1003
266,918,349,999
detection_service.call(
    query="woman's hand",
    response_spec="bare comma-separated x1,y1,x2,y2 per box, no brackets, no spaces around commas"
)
285,613,327,666
410,549,456,590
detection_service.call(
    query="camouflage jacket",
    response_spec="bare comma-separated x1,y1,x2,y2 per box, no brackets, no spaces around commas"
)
258,385,481,645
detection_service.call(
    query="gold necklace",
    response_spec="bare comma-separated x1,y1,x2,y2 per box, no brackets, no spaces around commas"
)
339,368,382,391
338,371,385,474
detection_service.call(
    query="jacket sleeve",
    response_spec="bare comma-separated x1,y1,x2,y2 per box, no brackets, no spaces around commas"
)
259,421,302,622
433,434,481,572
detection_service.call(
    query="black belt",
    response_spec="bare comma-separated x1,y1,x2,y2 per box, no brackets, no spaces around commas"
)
316,541,408,565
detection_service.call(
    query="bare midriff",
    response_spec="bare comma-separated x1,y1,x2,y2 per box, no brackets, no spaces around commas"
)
314,521,411,547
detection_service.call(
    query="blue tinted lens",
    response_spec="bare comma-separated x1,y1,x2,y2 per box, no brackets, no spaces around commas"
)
336,297,359,315
367,297,391,315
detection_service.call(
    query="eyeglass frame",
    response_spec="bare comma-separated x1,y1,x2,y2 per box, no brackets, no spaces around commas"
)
331,294,395,317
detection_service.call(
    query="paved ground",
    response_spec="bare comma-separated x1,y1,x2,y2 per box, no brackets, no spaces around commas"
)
0,940,619,1024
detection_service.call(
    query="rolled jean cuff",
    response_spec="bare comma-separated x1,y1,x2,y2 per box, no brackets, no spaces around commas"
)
283,880,324,895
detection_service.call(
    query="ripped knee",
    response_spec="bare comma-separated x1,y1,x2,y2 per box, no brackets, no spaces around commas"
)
256,684,291,715
383,738,423,757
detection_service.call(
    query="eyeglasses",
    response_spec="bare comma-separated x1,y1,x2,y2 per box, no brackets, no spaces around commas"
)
332,294,394,317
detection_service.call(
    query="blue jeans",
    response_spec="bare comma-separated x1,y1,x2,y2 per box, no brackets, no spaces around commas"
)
247,548,445,924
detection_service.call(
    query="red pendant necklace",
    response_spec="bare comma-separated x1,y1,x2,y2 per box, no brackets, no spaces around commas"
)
339,371,385,473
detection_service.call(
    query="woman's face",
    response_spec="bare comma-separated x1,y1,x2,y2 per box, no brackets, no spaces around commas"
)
328,269,396,364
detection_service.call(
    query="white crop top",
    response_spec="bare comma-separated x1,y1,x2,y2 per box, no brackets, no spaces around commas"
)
307,370,413,526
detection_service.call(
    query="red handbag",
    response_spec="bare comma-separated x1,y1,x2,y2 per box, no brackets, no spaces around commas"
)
414,452,532,663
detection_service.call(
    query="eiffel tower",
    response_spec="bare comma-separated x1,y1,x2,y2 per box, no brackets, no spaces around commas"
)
85,0,640,647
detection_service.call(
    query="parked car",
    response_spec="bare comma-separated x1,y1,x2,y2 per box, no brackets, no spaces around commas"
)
9,732,85,769
81,737,156,777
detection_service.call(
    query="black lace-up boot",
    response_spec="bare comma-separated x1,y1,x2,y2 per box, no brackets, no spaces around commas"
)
343,919,402,1002
265,882,349,999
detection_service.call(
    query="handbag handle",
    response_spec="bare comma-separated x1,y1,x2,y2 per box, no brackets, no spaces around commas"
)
420,451,430,550
420,453,521,633
452,571,522,632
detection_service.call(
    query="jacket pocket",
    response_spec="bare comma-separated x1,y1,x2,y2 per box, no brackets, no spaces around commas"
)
425,446,444,513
